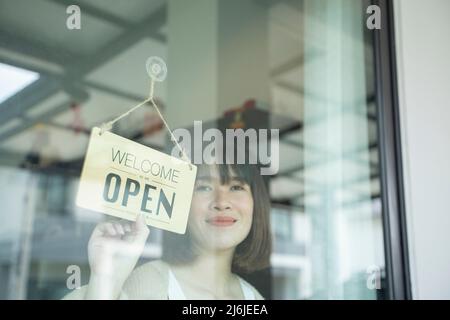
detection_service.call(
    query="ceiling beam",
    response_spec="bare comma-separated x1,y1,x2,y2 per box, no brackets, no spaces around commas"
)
69,4,168,77
0,4,167,141
0,77,60,127
83,80,147,102
0,30,79,67
271,54,303,78
46,0,167,43
0,55,147,103
47,0,138,30
0,96,89,142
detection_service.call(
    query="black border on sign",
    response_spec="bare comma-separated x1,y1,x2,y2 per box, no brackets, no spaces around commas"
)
371,0,412,299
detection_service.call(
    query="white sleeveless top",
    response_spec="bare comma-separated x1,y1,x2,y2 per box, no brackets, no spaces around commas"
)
167,268,255,300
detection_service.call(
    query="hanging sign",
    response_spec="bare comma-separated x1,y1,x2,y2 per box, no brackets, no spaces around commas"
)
76,127,197,234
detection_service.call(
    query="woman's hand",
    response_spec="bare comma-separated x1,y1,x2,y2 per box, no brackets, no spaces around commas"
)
86,215,150,299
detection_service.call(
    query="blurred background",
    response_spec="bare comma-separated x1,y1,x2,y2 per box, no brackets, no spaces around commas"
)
2,0,447,300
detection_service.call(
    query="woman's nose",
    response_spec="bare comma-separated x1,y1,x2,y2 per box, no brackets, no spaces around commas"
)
211,189,232,211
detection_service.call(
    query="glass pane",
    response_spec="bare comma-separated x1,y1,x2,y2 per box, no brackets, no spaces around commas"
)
0,0,386,300
300,0,384,299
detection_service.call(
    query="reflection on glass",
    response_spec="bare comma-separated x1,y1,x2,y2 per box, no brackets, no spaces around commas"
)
270,0,385,299
0,0,385,300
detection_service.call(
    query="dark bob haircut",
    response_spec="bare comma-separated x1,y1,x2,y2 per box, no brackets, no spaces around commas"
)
161,126,272,273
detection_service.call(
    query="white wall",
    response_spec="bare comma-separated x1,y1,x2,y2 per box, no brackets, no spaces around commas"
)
394,0,450,299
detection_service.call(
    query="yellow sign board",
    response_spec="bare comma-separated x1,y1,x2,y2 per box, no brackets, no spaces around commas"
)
76,127,197,234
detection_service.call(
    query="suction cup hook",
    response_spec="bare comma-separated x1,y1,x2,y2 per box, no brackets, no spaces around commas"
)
146,56,167,82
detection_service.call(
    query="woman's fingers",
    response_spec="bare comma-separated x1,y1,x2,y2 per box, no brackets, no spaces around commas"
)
133,214,150,243
92,218,149,245
113,223,125,236
104,223,117,236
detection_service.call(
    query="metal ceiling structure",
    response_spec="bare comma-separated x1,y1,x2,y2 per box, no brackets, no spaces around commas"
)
0,0,379,211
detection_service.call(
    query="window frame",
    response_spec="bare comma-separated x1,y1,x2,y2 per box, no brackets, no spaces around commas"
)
372,0,412,300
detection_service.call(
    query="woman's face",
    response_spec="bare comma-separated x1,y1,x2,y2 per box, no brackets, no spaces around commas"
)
187,165,254,252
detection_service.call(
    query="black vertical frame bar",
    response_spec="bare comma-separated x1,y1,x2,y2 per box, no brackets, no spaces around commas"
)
372,0,412,299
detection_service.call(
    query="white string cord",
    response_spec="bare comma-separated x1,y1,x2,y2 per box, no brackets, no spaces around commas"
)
100,79,192,169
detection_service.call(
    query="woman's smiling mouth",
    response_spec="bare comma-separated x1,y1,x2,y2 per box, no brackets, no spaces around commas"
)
206,216,237,227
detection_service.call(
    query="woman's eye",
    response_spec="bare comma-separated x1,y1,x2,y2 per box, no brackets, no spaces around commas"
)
195,185,212,191
230,184,245,191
